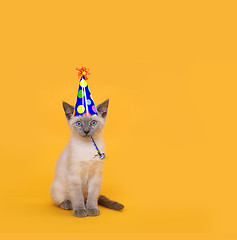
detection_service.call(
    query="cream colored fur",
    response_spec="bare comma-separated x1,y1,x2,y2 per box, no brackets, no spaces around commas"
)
50,101,108,217
50,132,104,207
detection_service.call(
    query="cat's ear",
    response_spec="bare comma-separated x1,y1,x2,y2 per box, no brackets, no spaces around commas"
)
96,99,109,119
62,101,74,120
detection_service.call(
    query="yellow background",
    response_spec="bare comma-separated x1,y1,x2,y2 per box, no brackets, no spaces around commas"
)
0,0,237,239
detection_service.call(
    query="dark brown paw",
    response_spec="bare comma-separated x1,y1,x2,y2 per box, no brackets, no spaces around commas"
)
59,200,72,210
86,208,100,216
73,208,87,218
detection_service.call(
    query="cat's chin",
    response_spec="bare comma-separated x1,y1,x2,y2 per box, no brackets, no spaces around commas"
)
80,134,92,139
78,135,89,138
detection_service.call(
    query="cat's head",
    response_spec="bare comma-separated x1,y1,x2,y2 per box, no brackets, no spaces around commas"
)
62,99,109,138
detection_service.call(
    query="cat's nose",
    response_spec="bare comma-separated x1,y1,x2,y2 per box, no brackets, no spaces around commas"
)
84,130,90,135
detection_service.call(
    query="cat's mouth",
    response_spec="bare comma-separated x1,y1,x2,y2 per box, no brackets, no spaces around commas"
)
82,133,91,137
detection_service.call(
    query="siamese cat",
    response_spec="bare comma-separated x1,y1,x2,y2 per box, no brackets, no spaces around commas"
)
50,99,124,217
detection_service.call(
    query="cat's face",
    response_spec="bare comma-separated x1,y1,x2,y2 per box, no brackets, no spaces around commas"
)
69,115,105,137
62,99,109,138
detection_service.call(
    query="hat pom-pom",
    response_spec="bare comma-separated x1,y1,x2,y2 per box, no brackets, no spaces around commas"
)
75,66,90,80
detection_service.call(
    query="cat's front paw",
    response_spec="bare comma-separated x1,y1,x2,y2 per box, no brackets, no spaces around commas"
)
86,207,100,216
73,208,87,218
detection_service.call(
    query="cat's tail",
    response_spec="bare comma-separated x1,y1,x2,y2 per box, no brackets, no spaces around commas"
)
98,195,124,210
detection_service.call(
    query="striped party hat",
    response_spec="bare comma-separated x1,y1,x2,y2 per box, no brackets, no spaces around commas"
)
73,67,98,117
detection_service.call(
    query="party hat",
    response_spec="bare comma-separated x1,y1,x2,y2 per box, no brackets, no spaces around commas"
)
73,67,98,117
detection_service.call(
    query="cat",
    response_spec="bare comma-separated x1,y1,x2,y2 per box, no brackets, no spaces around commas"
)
50,99,124,217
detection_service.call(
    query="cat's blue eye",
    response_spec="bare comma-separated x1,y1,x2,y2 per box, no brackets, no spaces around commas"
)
90,120,97,126
76,121,82,126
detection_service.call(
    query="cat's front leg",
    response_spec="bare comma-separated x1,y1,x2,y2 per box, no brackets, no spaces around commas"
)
68,175,87,218
86,175,102,216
